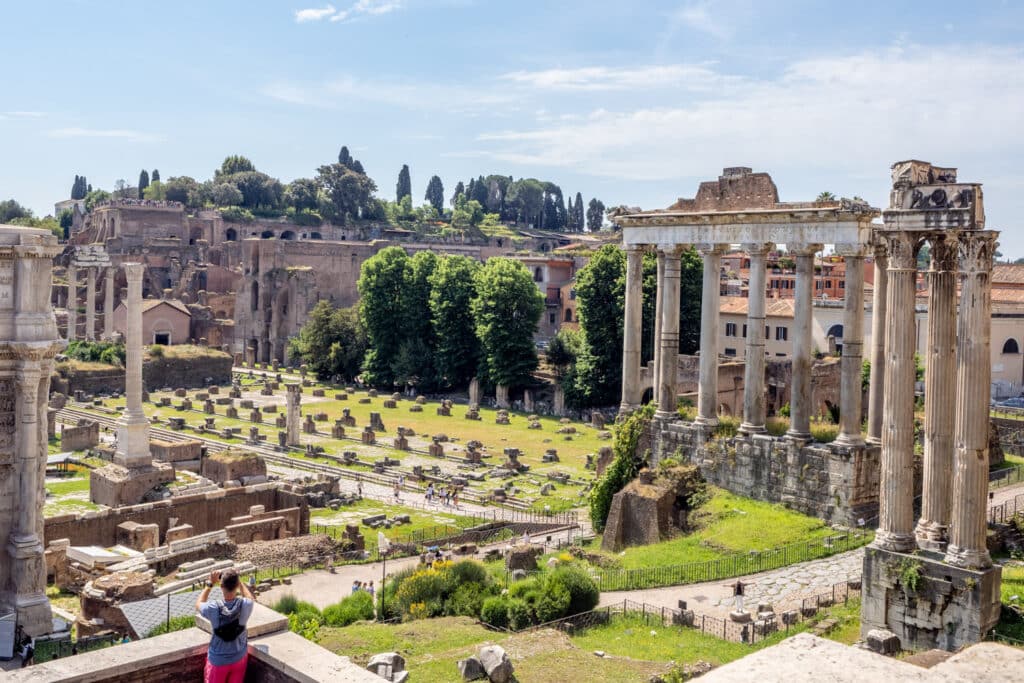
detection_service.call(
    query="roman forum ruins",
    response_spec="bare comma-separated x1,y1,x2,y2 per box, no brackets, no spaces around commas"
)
616,162,1002,651
0,225,64,636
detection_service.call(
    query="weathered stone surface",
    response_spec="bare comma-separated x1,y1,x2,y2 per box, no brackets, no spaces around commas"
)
866,628,901,655
458,655,486,681
478,645,513,683
601,466,703,552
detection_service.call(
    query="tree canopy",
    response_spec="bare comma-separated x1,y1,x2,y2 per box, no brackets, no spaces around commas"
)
396,164,412,203
288,301,366,381
425,175,444,214
471,258,544,389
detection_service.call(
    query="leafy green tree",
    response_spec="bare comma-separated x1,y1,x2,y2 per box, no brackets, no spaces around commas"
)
394,251,439,389
58,209,73,238
317,163,377,225
471,258,544,389
288,301,366,381
358,246,410,386
284,178,319,212
677,247,704,354
151,169,160,183
0,199,32,223
505,179,545,226
451,195,484,230
164,176,203,207
216,155,256,178
142,181,166,200
546,329,582,382
138,170,150,197
396,164,412,203
425,175,444,214
586,198,605,231
211,182,244,207
816,191,835,201
572,244,625,406
84,189,110,211
429,255,481,388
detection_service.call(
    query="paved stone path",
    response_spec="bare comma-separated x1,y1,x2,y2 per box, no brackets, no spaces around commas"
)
599,548,865,619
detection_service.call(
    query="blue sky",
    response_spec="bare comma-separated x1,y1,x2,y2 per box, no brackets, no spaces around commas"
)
3,1,1024,254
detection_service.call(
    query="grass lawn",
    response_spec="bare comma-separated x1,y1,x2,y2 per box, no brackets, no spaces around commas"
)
996,564,1024,642
309,498,489,541
579,487,840,570
44,467,100,516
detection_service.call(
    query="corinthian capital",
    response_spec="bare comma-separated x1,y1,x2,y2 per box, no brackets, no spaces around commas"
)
928,233,959,272
880,231,919,270
958,231,998,275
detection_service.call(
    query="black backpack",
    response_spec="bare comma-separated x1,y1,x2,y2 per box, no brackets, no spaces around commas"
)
212,602,246,642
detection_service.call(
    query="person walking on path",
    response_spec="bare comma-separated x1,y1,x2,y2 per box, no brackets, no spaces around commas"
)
196,568,255,683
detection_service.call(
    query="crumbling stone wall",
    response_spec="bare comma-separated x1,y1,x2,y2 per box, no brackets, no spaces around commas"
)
53,350,231,395
202,450,267,484
601,467,704,552
61,419,99,451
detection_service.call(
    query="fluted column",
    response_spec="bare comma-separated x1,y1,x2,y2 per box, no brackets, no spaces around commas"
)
114,262,151,468
656,245,682,419
867,243,888,444
945,231,998,569
916,235,959,550
11,365,42,544
652,250,665,405
740,243,772,434
874,231,918,552
787,244,821,440
835,247,866,446
619,245,644,414
85,266,96,340
104,266,115,340
696,244,724,426
67,263,78,341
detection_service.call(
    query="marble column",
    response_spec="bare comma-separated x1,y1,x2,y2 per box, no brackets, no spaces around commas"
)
945,231,998,569
286,383,301,447
656,245,682,419
696,245,724,426
835,247,866,446
104,266,115,340
867,243,888,445
787,244,820,440
916,235,959,550
740,243,772,434
874,231,918,553
619,245,644,414
85,266,96,340
652,250,665,405
114,262,151,468
67,263,78,341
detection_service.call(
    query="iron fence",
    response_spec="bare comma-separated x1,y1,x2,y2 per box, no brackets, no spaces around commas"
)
32,632,120,662
989,464,1024,490
588,531,871,592
989,493,1024,525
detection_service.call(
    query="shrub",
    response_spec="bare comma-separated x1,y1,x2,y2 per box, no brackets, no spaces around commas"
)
534,582,571,624
447,560,489,587
810,422,840,443
480,596,509,629
547,566,599,616
322,591,375,627
148,344,164,357
65,340,125,366
713,415,740,439
506,598,534,630
766,417,789,437
590,403,654,531
272,594,302,615
444,583,488,618
394,567,447,617
220,206,255,223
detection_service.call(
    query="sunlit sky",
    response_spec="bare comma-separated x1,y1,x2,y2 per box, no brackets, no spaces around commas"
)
3,1,1024,254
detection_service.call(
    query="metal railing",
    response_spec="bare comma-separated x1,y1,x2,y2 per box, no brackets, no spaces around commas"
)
989,493,1024,524
990,464,1024,490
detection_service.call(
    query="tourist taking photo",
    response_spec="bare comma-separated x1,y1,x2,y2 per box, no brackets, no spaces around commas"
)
195,568,255,683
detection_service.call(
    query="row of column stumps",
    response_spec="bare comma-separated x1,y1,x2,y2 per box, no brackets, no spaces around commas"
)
619,241,865,448
872,229,998,569
66,264,117,341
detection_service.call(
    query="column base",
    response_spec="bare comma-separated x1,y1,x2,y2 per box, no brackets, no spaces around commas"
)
914,519,948,552
617,403,640,418
738,422,766,435
866,436,882,447
7,536,52,636
785,429,810,443
944,543,993,570
833,433,866,448
694,415,719,427
654,410,678,422
872,530,917,553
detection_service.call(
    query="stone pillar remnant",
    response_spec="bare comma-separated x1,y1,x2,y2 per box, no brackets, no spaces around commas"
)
739,243,772,434
652,249,665,405
114,263,151,468
696,245,724,426
619,245,644,414
285,383,301,448
66,263,77,341
85,266,96,341
786,244,820,440
835,247,866,446
655,245,682,419
867,242,888,445
104,266,115,340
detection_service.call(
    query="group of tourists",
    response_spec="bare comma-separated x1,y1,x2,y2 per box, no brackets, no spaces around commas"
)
424,483,458,507
351,580,376,597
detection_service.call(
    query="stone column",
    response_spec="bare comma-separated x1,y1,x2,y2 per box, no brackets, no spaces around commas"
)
104,266,115,340
286,383,301,447
656,245,682,420
867,243,888,445
787,244,820,440
67,263,78,341
85,266,96,341
916,235,958,550
652,250,665,405
696,244,724,426
945,231,998,569
874,231,918,553
835,247,866,446
619,245,644,414
740,243,772,434
114,262,151,468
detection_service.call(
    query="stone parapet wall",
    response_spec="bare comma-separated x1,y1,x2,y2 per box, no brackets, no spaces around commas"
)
61,419,100,451
45,483,308,548
53,350,232,395
653,420,879,525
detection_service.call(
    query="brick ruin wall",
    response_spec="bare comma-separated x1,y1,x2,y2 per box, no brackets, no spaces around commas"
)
52,352,232,396
653,422,880,525
44,484,309,548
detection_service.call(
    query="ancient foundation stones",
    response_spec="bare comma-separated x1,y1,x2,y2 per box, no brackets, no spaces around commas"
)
369,412,386,432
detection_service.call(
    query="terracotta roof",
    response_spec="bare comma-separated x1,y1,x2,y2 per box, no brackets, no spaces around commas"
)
719,296,794,318
993,264,1024,286
141,299,191,316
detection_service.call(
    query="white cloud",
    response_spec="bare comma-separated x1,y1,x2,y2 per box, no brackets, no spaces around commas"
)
296,0,402,24
47,127,161,142
501,64,742,92
295,4,337,22
671,1,732,40
476,45,1024,183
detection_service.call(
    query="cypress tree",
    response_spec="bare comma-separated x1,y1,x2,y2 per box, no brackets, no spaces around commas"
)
151,169,160,182
424,175,444,213
138,170,150,197
396,164,412,202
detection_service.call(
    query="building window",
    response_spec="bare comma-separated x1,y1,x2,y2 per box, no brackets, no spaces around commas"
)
549,312,555,324
153,332,170,345
765,326,770,339
742,324,747,338
724,348,737,357
725,322,737,337
534,267,543,283
1003,338,1020,354
564,309,573,322
839,280,845,289
776,326,788,341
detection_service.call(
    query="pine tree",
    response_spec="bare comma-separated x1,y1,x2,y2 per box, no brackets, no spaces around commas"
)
396,164,412,202
424,175,445,213
151,169,160,182
138,170,150,197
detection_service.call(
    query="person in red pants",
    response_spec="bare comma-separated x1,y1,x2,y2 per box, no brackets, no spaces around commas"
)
196,569,255,683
